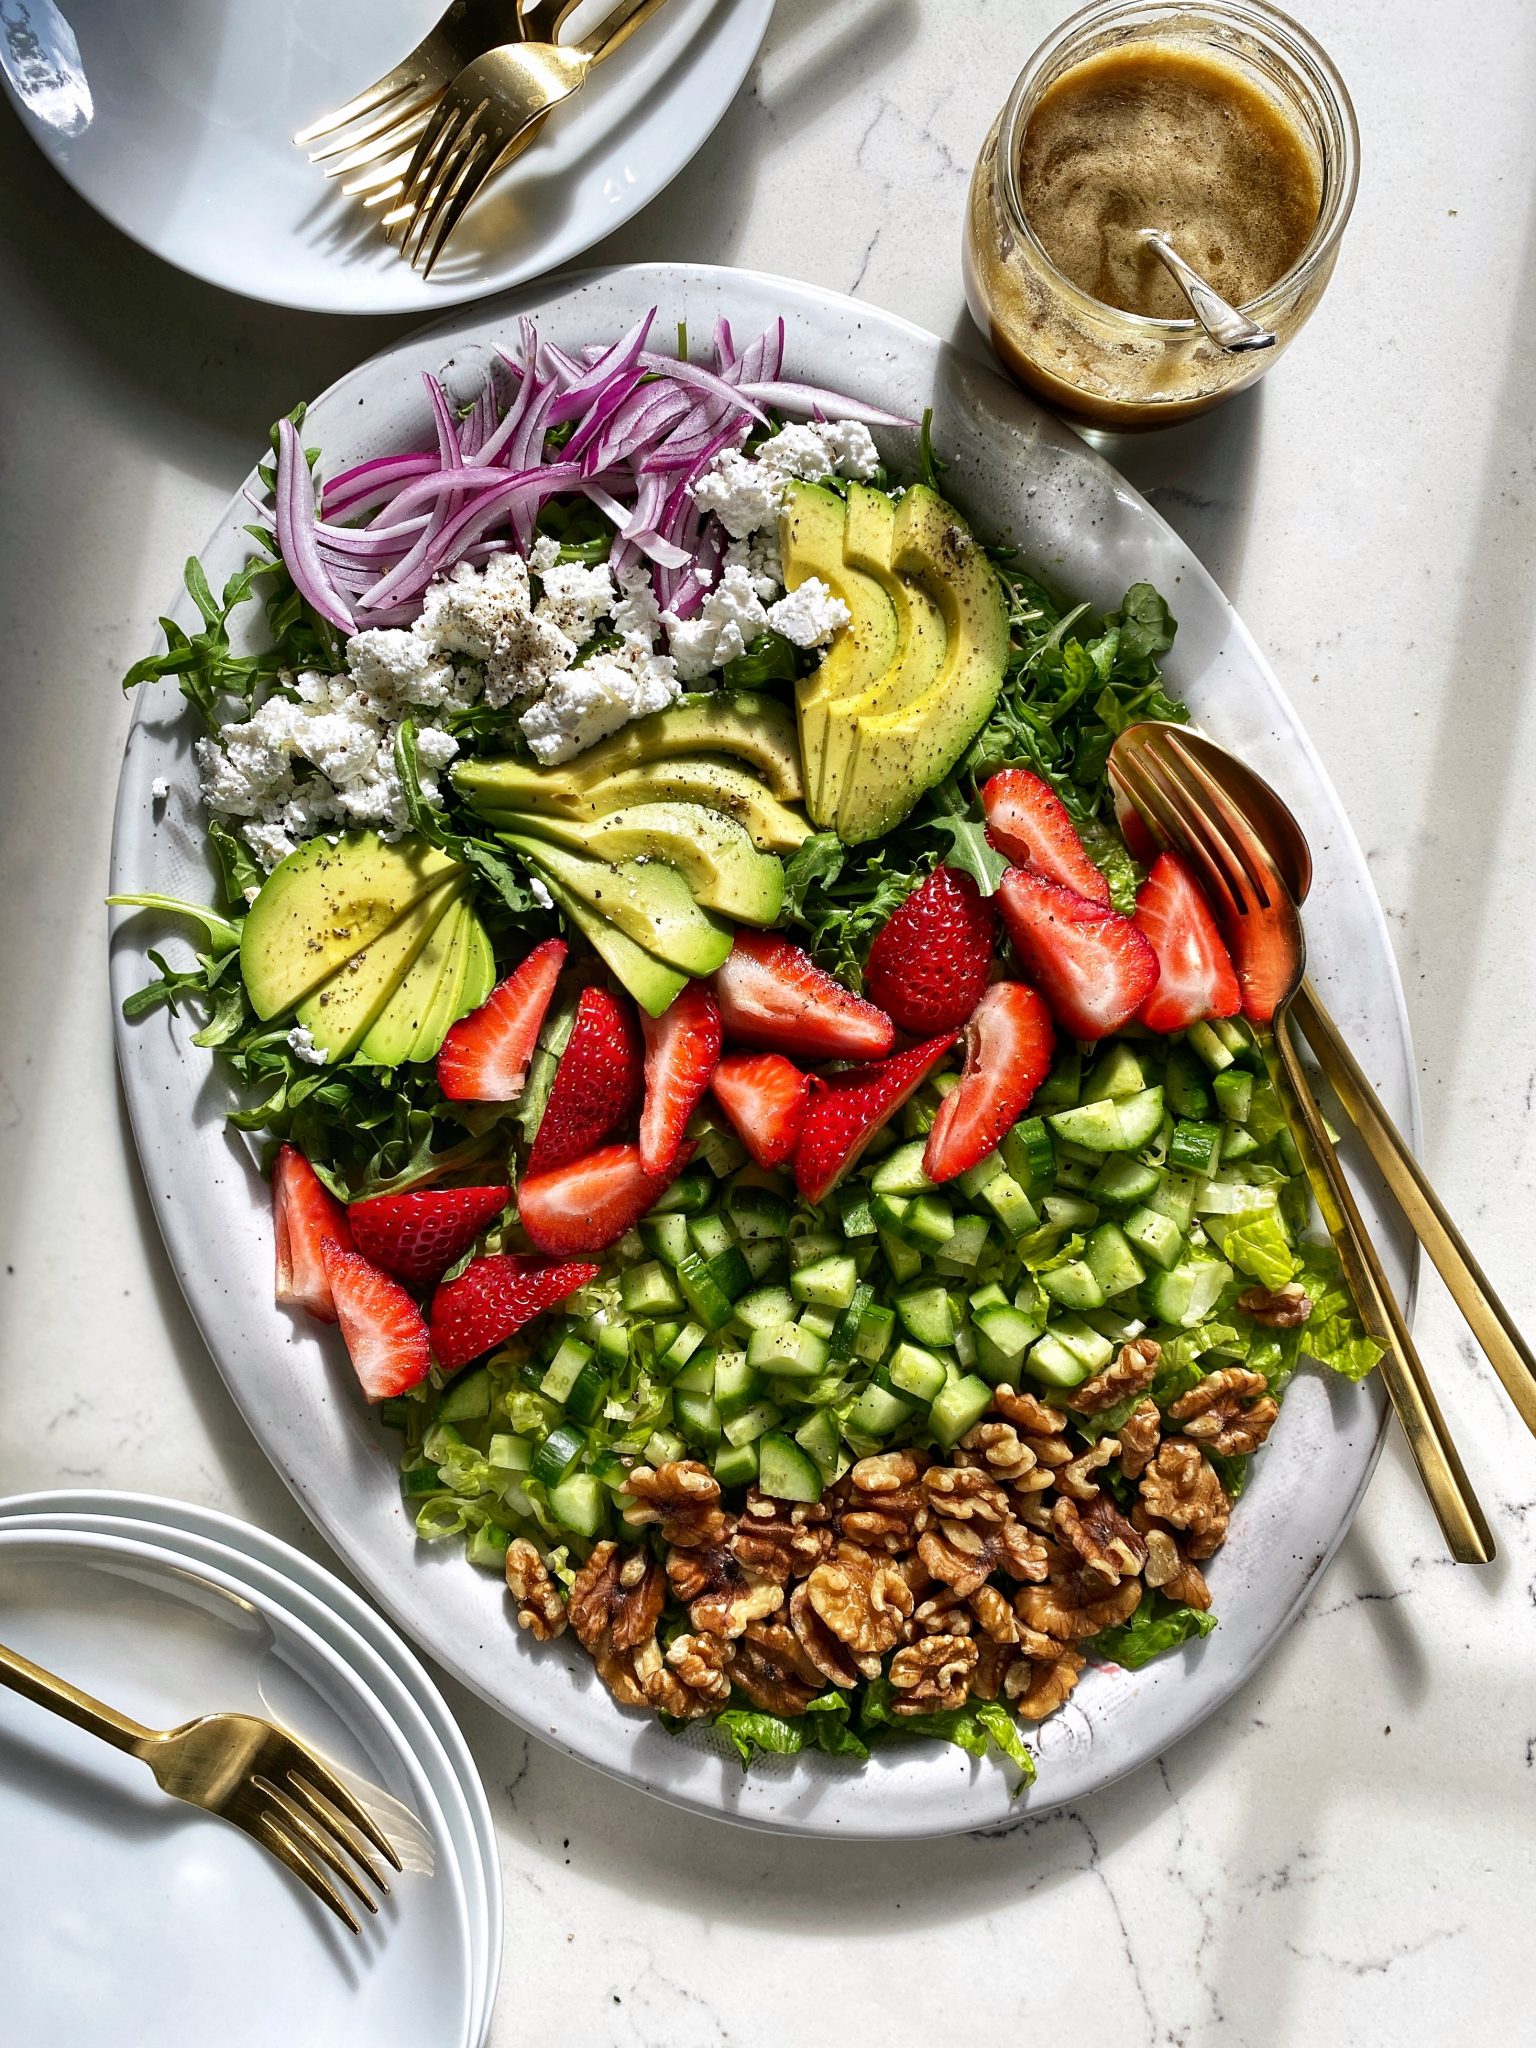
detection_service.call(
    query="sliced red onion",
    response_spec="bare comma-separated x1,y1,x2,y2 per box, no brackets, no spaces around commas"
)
274,418,354,634
321,452,437,521
549,310,655,424
733,380,914,428
636,351,768,424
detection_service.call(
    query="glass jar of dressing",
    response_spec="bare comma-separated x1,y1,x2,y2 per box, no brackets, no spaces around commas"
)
964,0,1358,428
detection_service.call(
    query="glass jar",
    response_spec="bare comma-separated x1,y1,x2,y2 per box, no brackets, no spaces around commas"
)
963,0,1358,429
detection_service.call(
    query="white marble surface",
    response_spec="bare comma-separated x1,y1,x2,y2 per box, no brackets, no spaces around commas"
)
1,2,1534,2041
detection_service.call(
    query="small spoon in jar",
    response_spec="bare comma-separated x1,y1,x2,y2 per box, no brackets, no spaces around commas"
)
1139,229,1277,352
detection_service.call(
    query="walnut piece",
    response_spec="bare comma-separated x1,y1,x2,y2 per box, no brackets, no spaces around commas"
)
956,1421,1037,1484
1053,1492,1148,1587
732,1489,835,1580
1169,1366,1280,1456
837,1450,931,1552
728,1619,824,1715
1015,1549,1144,1641
505,1538,565,1640
1005,1639,1086,1720
591,1637,652,1709
922,1466,1010,1522
1116,1399,1161,1480
568,1540,666,1653
920,1512,1050,1597
989,1385,1068,1436
1063,1337,1161,1415
642,1632,734,1719
805,1550,914,1654
1138,1441,1231,1559
889,1633,979,1714
621,1460,727,1547
1056,1438,1119,1501
1237,1283,1312,1328
1131,1506,1213,1609
789,1580,870,1686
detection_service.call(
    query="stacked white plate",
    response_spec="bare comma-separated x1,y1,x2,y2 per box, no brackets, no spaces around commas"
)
0,1490,501,2047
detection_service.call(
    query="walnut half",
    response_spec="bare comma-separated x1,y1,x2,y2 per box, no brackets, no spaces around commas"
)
505,1538,565,1640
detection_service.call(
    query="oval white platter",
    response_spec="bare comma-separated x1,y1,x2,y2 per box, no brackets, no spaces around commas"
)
108,261,1409,1837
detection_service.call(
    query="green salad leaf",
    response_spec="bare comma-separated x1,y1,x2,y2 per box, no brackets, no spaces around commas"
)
715,1689,871,1766
1091,1593,1218,1671
858,1679,1036,1785
1203,1204,1301,1291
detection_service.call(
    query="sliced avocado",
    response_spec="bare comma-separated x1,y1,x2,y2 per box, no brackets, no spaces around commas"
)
408,902,476,1062
501,834,733,978
240,831,462,1019
453,691,802,805
837,488,1008,845
532,872,687,1018
826,484,948,824
356,895,467,1067
779,483,900,826
295,873,464,1062
464,755,811,855
507,801,783,926
458,913,496,1016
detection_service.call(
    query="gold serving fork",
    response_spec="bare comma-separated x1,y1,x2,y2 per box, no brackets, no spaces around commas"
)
386,0,676,276
1108,721,1496,1565
294,0,545,203
0,1636,402,1934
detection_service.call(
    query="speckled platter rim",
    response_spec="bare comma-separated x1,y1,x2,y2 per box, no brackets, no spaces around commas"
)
108,262,1409,1838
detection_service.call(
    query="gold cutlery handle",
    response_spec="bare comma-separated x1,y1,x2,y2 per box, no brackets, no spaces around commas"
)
1292,978,1536,1440
1268,1018,1495,1564
0,1637,156,1756
574,0,674,62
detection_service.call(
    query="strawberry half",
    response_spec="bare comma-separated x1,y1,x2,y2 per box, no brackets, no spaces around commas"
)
864,864,998,1035
923,984,1054,1183
527,985,642,1176
1227,911,1297,1027
639,982,722,1175
347,1184,511,1290
983,770,1111,905
713,930,894,1062
518,1142,693,1256
998,867,1159,1041
1133,851,1241,1033
273,1144,353,1323
430,1252,599,1372
710,1052,810,1169
793,1034,958,1204
437,938,566,1101
320,1240,431,1401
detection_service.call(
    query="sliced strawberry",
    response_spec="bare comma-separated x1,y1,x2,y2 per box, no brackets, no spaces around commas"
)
1227,911,1297,1027
639,982,722,1175
527,985,642,1176
518,1142,693,1256
273,1145,353,1323
430,1252,599,1372
998,867,1159,1041
1133,851,1241,1033
983,770,1111,905
864,864,998,1036
320,1239,431,1401
712,930,894,1061
437,938,566,1102
710,1052,811,1169
793,1034,958,1204
347,1184,511,1290
923,984,1055,1183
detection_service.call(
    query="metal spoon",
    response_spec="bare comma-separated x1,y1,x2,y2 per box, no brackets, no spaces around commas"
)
1139,229,1276,352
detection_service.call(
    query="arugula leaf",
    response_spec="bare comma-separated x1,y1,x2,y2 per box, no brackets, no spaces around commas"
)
722,630,798,690
396,720,551,927
106,892,241,956
1091,1593,1217,1671
925,777,1008,894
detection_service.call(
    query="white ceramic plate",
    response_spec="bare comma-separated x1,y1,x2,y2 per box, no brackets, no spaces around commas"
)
0,1524,476,2045
0,1493,501,2048
108,262,1411,1837
0,0,772,314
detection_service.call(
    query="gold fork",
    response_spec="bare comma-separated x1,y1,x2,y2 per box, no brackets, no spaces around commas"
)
0,1636,402,1933
387,0,676,276
294,0,544,200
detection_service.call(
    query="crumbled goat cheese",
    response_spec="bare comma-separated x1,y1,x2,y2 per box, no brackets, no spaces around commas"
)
345,627,467,714
691,450,785,539
690,420,882,567
416,552,533,661
766,576,851,649
287,1025,328,1066
528,535,562,574
151,777,170,802
662,565,770,683
724,533,783,605
612,563,663,644
520,638,680,764
529,876,555,911
535,559,616,644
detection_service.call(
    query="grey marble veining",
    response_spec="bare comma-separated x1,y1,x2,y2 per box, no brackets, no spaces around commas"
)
2,2,1535,2042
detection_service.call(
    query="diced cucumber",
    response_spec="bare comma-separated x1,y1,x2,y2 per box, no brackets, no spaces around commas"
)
871,1192,912,1236
1039,1259,1108,1312
1052,1153,1099,1193
675,1250,734,1329
1088,1156,1163,1211
977,1171,1040,1238
789,1231,843,1268
791,1253,860,1311
1168,1119,1223,1176
757,1431,824,1503
974,1302,1046,1368
674,1389,723,1448
797,1307,839,1341
1123,1205,1185,1271
565,1359,609,1426
1219,1125,1260,1161
794,1406,843,1483
1186,1018,1237,1072
438,1367,492,1423
695,1122,747,1177
906,1194,956,1246
1165,1044,1214,1119
1083,1222,1147,1299
733,1285,800,1333
706,1245,751,1303
1002,1116,1056,1189
1042,1191,1100,1230
837,1186,878,1239
956,1152,1004,1200
888,1341,951,1404
688,1213,735,1260
1146,1256,1234,1328
1046,1097,1123,1152
741,1239,786,1281
928,1373,993,1449
723,1398,783,1448
641,1213,692,1265
530,1424,586,1487
713,1353,762,1415
1212,1067,1253,1123
540,1337,594,1404
938,1215,990,1266
1082,1043,1148,1101
953,1320,978,1368
656,1319,710,1378
712,1439,761,1488
843,1381,917,1442
548,1473,607,1537
1025,1334,1095,1388
1053,1314,1116,1372
620,1261,685,1317
378,1398,412,1432
894,1283,958,1349
969,1281,1011,1318
1147,1170,1200,1231
466,1521,513,1569
1034,1048,1082,1111
746,1323,830,1379
878,1227,923,1284
593,1322,630,1369
853,1302,897,1364
870,1140,936,1197
670,1350,717,1396
488,1432,534,1473
829,1281,876,1359
647,1171,714,1215
644,1427,687,1466
726,1180,792,1240
402,1462,443,1498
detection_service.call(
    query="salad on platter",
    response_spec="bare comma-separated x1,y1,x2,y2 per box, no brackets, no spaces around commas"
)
117,310,1380,1783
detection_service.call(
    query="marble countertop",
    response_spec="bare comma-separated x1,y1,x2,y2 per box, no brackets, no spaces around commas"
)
2,2,1534,2041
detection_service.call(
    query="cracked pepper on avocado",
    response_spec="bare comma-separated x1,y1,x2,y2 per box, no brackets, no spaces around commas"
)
116,312,1379,1779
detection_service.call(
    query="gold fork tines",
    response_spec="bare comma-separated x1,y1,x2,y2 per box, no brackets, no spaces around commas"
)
0,1638,402,1934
